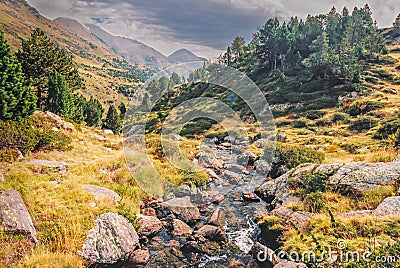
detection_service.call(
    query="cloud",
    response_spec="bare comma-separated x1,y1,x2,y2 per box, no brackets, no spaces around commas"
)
26,0,400,59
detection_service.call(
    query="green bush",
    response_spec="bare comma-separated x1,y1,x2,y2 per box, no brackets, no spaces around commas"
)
348,117,378,132
341,101,384,117
293,119,307,128
0,120,71,157
303,110,327,120
331,112,348,123
275,143,325,169
374,118,400,139
315,118,331,127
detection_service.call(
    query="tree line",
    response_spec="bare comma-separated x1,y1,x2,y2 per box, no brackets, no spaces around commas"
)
219,5,393,87
0,28,126,133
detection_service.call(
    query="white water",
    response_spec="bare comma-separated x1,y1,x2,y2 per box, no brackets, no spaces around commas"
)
225,216,260,254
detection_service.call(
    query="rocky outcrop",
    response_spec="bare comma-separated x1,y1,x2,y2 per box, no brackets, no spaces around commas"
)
128,248,150,265
80,213,139,264
135,214,163,236
0,190,37,243
374,196,400,217
257,159,400,207
83,184,121,202
43,111,75,131
26,159,68,174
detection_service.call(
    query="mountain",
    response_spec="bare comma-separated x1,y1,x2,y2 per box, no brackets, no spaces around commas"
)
0,0,146,104
167,48,207,64
86,24,169,69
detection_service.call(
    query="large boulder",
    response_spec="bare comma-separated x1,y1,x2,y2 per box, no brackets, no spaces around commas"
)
254,159,272,175
80,213,139,264
160,197,200,223
128,248,150,265
208,208,226,227
43,111,76,131
0,190,37,243
250,242,280,268
269,207,313,229
135,214,163,236
83,185,121,202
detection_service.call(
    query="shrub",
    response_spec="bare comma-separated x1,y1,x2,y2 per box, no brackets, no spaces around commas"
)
303,110,327,120
341,101,384,117
292,119,307,128
315,118,331,127
348,117,378,132
331,112,348,123
274,143,325,169
0,120,71,157
374,118,400,139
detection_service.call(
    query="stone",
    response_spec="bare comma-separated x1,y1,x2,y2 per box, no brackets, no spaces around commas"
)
80,213,139,264
141,207,157,217
0,172,4,182
274,261,307,268
225,163,246,173
196,225,227,242
0,190,37,243
90,134,107,141
103,129,114,135
220,142,232,148
374,196,400,217
211,158,224,169
128,248,150,265
223,170,242,184
208,208,226,227
276,132,287,142
250,242,280,267
26,159,68,174
135,214,163,236
254,159,272,175
44,111,76,131
242,192,261,202
269,207,313,229
181,241,203,254
83,184,121,202
160,197,200,223
171,218,193,236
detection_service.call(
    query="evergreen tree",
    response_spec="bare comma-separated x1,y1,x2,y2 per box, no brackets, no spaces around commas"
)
118,102,126,119
45,71,75,118
394,13,400,34
72,94,87,123
16,28,82,108
103,105,122,133
0,32,36,121
84,97,103,127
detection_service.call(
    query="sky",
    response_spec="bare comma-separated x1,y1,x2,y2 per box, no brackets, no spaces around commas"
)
26,0,400,59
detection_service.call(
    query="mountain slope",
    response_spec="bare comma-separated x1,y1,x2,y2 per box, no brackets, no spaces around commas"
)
0,0,151,105
86,23,168,69
167,48,206,64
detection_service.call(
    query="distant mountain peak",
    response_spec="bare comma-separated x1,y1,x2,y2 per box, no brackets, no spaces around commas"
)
168,48,207,64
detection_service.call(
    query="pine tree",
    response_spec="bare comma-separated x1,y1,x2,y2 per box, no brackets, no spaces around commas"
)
103,105,122,134
72,94,87,123
394,13,400,34
0,31,36,121
17,28,82,109
45,71,74,118
84,97,103,127
118,102,126,119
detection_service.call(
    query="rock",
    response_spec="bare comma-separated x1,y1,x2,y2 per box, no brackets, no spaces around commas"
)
83,184,121,202
197,150,215,167
0,172,4,182
211,158,224,169
374,196,400,217
328,161,400,193
250,242,280,268
237,151,256,166
269,207,313,229
135,214,163,236
141,207,157,217
80,213,139,264
103,129,114,135
90,134,107,141
225,163,246,173
220,142,232,148
196,225,227,242
44,111,76,131
0,190,37,243
394,155,400,162
276,132,287,142
128,248,150,264
171,219,193,236
254,159,272,175
208,208,226,227
26,159,68,174
274,261,307,268
243,192,261,202
181,241,203,254
160,197,200,223
206,168,220,179
223,170,242,184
